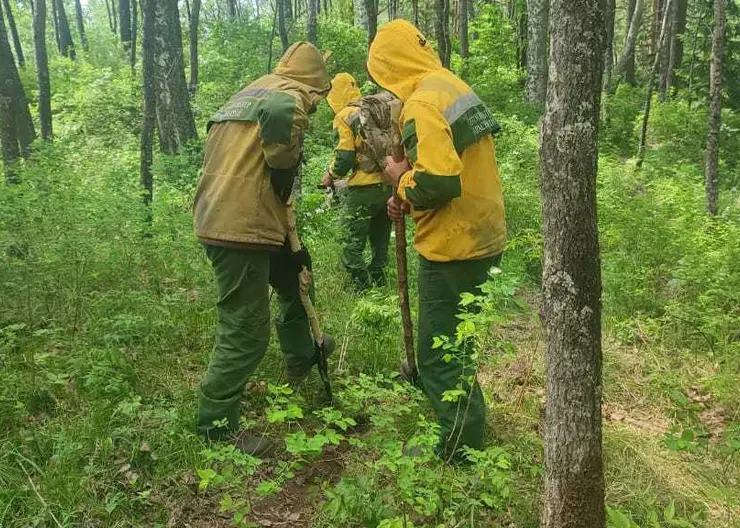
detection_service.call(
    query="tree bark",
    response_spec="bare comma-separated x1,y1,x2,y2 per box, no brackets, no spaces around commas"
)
278,0,289,52
636,0,673,167
435,0,451,67
51,0,60,52
2,0,24,67
658,0,675,100
130,0,137,70
112,0,118,33
354,0,367,29
152,0,197,155
73,0,87,51
540,0,606,525
120,0,131,48
412,0,418,26
307,0,317,44
141,0,155,217
226,0,237,18
603,0,615,90
665,0,687,93
459,0,469,58
189,0,200,93
0,0,36,182
55,0,76,59
105,0,113,32
617,0,644,85
525,0,549,105
33,0,52,140
365,0,377,46
705,0,725,216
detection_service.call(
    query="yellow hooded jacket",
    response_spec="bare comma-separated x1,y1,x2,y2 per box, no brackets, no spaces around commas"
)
367,20,506,263
193,42,330,249
326,73,385,186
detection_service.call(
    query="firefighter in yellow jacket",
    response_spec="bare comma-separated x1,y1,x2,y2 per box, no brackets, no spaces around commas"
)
193,42,332,455
323,73,392,290
368,20,507,460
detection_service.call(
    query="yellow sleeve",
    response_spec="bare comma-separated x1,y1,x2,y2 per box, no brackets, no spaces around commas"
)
397,101,463,209
331,111,357,177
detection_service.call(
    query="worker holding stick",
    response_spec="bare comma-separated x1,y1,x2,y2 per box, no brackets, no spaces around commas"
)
368,20,507,462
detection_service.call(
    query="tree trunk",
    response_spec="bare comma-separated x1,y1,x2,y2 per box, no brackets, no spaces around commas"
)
73,0,87,51
141,0,155,217
189,0,200,93
658,0,675,100
365,0,377,46
51,0,60,51
33,0,52,140
55,0,76,59
636,0,673,167
540,0,605,525
307,0,317,44
665,0,687,92
278,0,289,52
152,0,197,155
130,0,137,70
354,0,367,29
2,0,24,67
459,0,469,58
0,0,36,182
120,0,131,48
435,0,451,67
525,0,549,105
227,0,237,17
112,0,118,33
105,0,113,32
617,0,644,85
603,0,615,90
412,0,418,26
705,0,725,216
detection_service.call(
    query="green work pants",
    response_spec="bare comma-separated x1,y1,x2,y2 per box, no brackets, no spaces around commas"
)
417,253,501,459
197,244,315,437
341,184,392,284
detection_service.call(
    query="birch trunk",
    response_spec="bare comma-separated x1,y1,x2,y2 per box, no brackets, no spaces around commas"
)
525,0,549,105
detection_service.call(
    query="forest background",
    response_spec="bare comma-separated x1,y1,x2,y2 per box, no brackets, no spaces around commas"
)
0,0,738,526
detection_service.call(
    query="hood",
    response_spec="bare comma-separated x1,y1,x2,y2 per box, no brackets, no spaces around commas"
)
275,42,332,106
367,20,442,102
327,73,362,114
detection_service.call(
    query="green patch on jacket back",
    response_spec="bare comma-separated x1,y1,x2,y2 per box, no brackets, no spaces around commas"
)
209,88,296,145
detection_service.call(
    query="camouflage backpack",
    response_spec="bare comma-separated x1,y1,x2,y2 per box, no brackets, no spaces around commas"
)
352,92,403,173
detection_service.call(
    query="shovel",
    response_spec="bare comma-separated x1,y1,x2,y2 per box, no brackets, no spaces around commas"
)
286,202,333,401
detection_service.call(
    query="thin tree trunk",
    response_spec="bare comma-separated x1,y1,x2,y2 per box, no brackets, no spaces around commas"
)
603,0,615,90
412,0,418,26
636,0,673,167
255,0,260,18
705,0,725,216
152,0,197,155
120,0,131,48
105,0,113,32
112,0,118,33
617,0,645,84
278,0,289,52
658,0,675,100
189,0,200,93
184,0,190,22
540,0,606,524
435,0,451,67
267,0,277,72
130,0,137,70
55,0,76,59
33,0,52,140
51,0,60,52
73,0,87,51
459,0,469,58
0,0,36,182
227,0,236,17
666,0,687,93
141,0,155,218
525,0,549,105
365,0,377,46
2,0,24,67
307,0,317,44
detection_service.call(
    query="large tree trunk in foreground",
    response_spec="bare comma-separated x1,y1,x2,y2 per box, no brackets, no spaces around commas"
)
152,0,197,155
55,0,76,59
618,0,644,85
705,0,725,216
435,0,451,67
540,0,606,526
189,0,200,92
140,0,155,217
0,0,36,182
525,0,549,105
2,0,24,67
73,0,87,51
120,0,131,48
33,0,52,140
